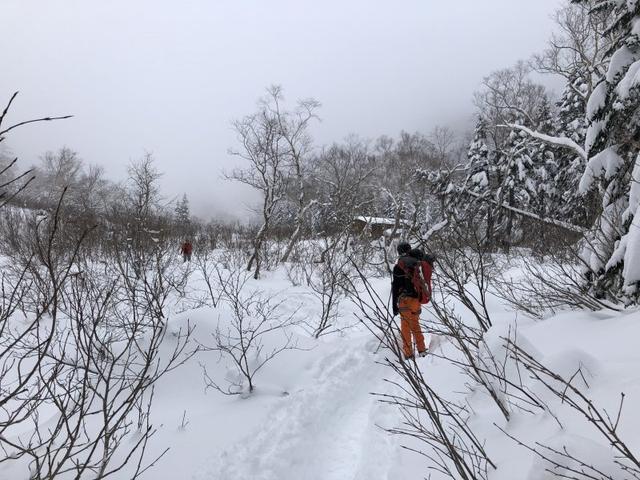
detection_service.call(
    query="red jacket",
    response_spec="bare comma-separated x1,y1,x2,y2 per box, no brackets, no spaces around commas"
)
181,242,193,255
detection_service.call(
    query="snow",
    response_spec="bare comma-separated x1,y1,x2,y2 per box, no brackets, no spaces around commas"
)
423,218,449,241
616,59,640,99
505,123,586,160
353,216,406,226
610,155,640,286
131,270,405,480
607,46,638,83
584,82,609,155
194,335,397,480
586,81,607,121
585,117,607,156
626,152,640,223
634,15,640,34
617,155,640,287
470,171,488,188
3,257,640,480
622,213,640,286
158,267,640,479
579,146,624,193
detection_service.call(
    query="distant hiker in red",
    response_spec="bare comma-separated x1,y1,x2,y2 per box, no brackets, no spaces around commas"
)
391,242,434,360
181,240,193,262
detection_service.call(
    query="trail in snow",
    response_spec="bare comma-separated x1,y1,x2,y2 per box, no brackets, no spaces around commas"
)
194,335,399,480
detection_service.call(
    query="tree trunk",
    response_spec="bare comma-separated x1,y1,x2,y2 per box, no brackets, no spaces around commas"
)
281,224,302,263
248,220,268,278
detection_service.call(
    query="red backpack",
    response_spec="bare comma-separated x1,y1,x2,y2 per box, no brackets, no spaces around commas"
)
398,259,432,304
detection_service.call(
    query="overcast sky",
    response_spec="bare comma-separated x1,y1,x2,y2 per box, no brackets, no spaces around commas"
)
2,0,564,220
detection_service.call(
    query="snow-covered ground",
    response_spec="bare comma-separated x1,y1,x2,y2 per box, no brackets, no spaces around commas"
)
134,270,405,480
2,258,639,480
132,263,640,480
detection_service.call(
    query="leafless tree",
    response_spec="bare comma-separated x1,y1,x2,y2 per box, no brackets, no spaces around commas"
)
474,62,550,152
426,228,496,333
531,2,611,100
109,153,170,280
490,4,612,165
372,132,441,267
494,242,620,319
260,86,321,263
193,248,225,308
76,163,111,215
429,125,457,168
229,89,290,279
311,138,378,259
429,293,557,425
126,153,163,227
38,147,83,203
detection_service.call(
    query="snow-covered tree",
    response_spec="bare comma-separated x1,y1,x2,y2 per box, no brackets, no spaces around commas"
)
464,103,556,249
557,73,589,146
551,74,594,226
575,0,640,301
527,99,557,218
496,120,539,246
471,61,601,247
175,193,191,227
465,117,492,195
458,117,497,242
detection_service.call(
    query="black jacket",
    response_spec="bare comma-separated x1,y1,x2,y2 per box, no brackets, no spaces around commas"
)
391,255,421,315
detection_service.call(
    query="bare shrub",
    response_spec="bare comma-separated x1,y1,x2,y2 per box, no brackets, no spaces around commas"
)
495,240,621,319
306,246,352,338
344,265,495,480
501,337,640,480
193,248,224,308
427,227,498,333
0,93,198,479
201,267,299,395
0,195,196,479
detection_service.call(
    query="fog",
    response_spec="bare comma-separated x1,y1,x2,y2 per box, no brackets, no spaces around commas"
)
1,0,563,219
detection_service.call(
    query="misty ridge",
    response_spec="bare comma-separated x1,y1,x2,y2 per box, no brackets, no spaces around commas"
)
1,1,640,480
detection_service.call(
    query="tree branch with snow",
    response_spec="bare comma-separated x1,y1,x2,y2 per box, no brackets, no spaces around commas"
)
499,123,587,161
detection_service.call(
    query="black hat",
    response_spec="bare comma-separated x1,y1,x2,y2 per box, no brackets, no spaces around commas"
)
397,242,411,255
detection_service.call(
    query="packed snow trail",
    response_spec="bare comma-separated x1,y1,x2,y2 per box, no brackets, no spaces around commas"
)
194,334,400,480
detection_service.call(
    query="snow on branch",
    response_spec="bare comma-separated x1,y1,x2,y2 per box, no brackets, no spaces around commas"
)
464,189,588,234
499,124,587,161
422,219,449,241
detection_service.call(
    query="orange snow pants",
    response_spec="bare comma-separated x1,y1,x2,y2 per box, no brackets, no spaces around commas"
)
398,296,426,358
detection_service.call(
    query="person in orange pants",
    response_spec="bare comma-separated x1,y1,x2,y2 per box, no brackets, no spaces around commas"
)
398,296,426,359
392,243,430,360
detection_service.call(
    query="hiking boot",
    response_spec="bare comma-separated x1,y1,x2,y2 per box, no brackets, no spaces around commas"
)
403,354,415,361
418,350,428,358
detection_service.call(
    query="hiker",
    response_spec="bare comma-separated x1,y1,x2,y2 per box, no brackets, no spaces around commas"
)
180,239,193,262
391,243,433,360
